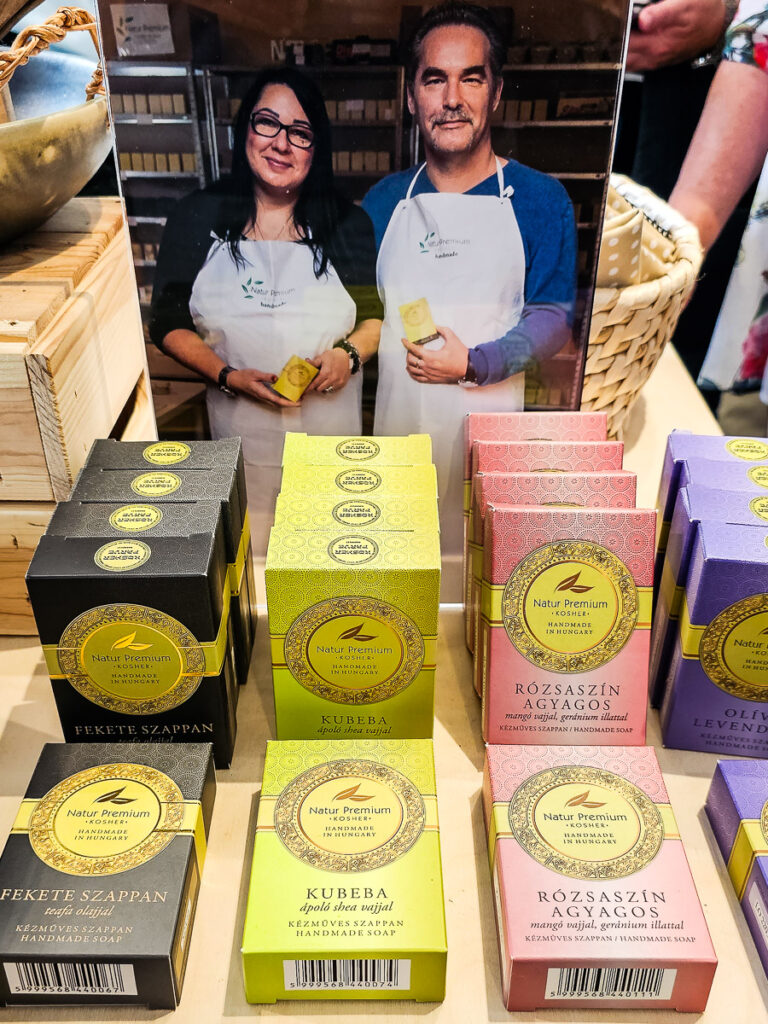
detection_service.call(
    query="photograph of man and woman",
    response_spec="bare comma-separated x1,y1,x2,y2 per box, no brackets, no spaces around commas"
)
142,0,626,574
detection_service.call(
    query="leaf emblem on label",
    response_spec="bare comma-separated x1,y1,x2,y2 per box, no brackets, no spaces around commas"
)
565,790,606,809
334,784,374,802
338,622,377,642
111,631,152,651
94,786,136,805
555,571,593,594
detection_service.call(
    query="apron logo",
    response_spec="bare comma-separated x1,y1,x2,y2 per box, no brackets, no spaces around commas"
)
419,231,436,253
241,276,265,298
416,231,470,260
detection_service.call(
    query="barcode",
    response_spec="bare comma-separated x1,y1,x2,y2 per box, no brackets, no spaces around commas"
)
4,961,137,997
546,966,676,1001
283,958,411,991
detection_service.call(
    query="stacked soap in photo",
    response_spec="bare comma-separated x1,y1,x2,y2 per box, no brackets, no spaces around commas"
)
463,412,655,746
26,439,255,768
265,433,441,740
651,431,768,756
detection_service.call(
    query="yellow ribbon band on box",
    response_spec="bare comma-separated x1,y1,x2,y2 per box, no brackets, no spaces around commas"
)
42,576,231,680
463,479,472,514
12,797,207,870
727,819,768,900
255,793,440,832
659,557,684,620
487,800,680,872
228,508,251,597
480,584,653,630
269,634,438,669
678,597,706,659
657,518,671,553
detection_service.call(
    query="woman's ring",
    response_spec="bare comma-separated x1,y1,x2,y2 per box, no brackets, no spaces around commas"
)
325,385,334,393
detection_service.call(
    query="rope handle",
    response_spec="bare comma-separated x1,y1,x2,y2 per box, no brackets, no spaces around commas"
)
0,6,104,100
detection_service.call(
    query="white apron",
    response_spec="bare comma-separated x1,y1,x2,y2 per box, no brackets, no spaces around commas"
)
374,159,526,580
191,237,359,553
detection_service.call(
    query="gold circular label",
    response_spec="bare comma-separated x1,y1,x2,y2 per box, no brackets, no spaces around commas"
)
335,438,381,461
726,438,768,461
58,604,204,715
335,469,382,493
131,472,182,496
761,798,768,846
332,501,382,527
747,466,768,489
502,541,638,672
327,535,379,565
275,759,425,872
750,497,768,522
287,362,313,386
508,766,664,880
94,540,151,572
108,504,163,533
284,596,424,704
29,763,184,876
700,595,768,700
142,441,191,465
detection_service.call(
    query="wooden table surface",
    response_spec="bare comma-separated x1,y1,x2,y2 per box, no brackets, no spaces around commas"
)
3,345,766,1023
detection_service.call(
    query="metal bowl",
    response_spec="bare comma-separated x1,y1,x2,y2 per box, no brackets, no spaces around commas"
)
0,50,112,244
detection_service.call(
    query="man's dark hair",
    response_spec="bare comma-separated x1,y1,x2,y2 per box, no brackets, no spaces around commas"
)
406,2,507,85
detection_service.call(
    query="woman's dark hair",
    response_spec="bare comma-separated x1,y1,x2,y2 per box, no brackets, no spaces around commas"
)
215,66,341,277
406,2,506,86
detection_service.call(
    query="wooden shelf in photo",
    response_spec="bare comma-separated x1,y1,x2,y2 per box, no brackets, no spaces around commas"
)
503,63,621,71
551,171,606,180
120,171,199,179
497,119,612,128
133,259,157,268
113,114,193,125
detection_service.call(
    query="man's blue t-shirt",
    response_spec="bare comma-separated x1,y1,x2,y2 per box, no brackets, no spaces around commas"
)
362,159,576,308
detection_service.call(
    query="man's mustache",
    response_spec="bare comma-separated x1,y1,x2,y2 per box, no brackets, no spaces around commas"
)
431,112,472,126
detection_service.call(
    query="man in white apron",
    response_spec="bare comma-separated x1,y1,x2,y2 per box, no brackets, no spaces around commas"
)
362,2,577,595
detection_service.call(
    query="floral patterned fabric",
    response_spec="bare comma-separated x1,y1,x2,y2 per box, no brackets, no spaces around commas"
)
697,0,768,394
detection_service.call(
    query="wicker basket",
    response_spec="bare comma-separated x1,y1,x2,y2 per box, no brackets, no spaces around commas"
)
581,174,704,438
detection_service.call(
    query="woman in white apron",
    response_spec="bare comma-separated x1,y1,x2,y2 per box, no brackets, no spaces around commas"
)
150,68,382,552
374,157,526,564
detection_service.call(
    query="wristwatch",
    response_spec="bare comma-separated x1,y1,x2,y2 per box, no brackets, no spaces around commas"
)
691,0,739,68
217,364,237,397
457,352,478,388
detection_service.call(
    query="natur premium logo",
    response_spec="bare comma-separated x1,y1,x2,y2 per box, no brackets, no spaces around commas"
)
334,784,374,802
240,276,296,308
111,631,152,652
94,786,136,806
563,790,606,809
555,572,594,596
337,622,377,643
417,230,470,259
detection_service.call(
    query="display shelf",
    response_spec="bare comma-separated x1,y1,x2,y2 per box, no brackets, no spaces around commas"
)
114,114,193,124
503,62,622,71
0,348,752,1022
119,170,200,179
498,118,612,128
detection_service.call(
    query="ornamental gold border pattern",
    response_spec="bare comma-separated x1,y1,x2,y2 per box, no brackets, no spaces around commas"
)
58,604,205,715
700,594,768,701
274,758,425,872
501,540,638,673
28,763,184,876
283,596,424,705
507,765,664,880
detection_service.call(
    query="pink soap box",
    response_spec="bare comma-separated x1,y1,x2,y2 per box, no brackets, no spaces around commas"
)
483,744,717,1012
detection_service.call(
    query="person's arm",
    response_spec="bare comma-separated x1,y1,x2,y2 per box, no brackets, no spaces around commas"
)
403,179,576,385
627,0,729,71
307,204,383,392
162,328,299,407
669,59,768,249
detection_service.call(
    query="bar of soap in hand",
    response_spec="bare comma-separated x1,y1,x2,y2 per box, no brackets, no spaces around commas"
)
272,355,319,401
399,297,439,344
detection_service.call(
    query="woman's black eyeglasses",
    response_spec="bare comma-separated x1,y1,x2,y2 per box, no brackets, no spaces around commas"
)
249,112,314,150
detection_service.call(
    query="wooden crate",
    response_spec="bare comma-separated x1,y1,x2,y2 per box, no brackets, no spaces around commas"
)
0,197,156,501
0,197,158,634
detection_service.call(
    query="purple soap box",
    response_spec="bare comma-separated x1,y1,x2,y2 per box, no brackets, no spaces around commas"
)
660,520,768,757
655,432,768,600
706,760,768,977
650,484,768,708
